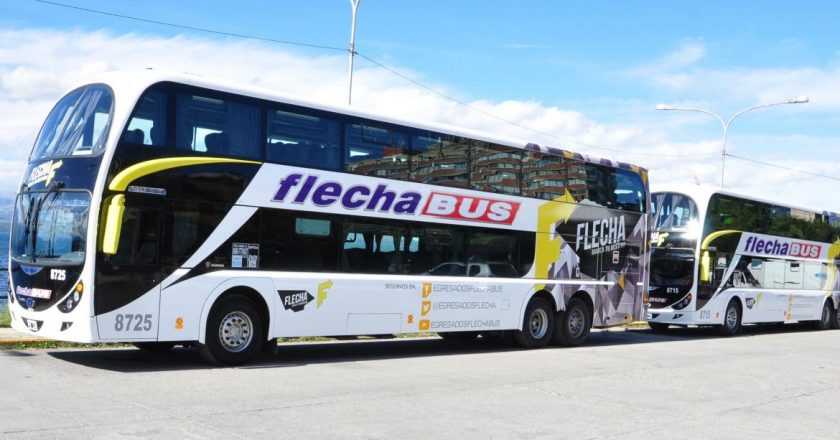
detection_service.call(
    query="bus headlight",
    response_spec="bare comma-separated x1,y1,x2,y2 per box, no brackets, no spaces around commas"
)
58,282,83,313
672,293,692,310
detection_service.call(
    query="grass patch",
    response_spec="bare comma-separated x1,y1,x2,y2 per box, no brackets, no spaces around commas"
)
0,308,10,327
0,341,133,350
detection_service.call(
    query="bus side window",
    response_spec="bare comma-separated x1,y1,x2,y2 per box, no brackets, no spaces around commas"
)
471,143,521,196
410,133,469,188
123,89,167,147
175,93,261,159
109,208,159,266
613,169,646,213
522,151,569,200
266,109,340,170
344,123,409,179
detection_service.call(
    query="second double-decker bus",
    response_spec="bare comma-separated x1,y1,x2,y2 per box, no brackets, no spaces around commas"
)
8,71,649,364
647,184,840,335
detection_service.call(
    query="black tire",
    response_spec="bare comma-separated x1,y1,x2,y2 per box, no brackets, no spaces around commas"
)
132,342,176,353
718,299,742,336
438,331,480,342
648,322,670,333
514,297,555,348
811,300,834,331
553,297,592,347
198,295,264,365
833,302,840,330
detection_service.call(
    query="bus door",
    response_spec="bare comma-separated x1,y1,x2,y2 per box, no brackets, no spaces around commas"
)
96,195,163,341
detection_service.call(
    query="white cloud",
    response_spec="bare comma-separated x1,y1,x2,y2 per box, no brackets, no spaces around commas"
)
0,28,837,211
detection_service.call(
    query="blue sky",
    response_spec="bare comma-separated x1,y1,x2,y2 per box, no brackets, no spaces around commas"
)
0,0,838,209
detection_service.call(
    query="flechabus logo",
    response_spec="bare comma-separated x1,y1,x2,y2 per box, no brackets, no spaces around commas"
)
272,173,521,225
742,235,822,259
421,192,520,225
575,216,626,253
272,173,421,214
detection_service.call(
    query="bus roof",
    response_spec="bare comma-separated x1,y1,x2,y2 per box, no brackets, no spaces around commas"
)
85,69,648,176
651,183,839,219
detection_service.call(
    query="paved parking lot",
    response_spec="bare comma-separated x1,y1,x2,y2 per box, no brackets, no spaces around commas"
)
1,325,839,439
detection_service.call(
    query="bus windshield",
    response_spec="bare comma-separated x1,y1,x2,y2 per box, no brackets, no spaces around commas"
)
30,85,114,161
11,191,90,265
652,192,698,232
650,248,695,288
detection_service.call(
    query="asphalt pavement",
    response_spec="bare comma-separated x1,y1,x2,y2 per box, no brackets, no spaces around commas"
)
1,325,839,439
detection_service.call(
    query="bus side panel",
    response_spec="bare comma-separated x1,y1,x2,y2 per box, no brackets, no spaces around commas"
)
157,275,277,343
96,286,160,341
271,275,526,337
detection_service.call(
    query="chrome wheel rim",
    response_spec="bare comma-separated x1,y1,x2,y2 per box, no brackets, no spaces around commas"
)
529,308,549,339
219,311,253,353
568,308,585,338
726,305,738,329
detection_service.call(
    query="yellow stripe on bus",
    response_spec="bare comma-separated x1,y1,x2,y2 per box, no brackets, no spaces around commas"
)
108,157,261,191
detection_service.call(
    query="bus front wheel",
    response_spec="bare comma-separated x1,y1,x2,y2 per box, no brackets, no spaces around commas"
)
718,299,742,336
198,295,264,365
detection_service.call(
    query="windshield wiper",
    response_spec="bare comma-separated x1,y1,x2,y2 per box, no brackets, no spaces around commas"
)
28,180,65,263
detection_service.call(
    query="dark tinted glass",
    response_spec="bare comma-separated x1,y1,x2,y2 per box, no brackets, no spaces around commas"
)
471,144,521,195
345,123,409,179
613,169,646,213
175,93,261,159
467,231,519,277
260,211,338,271
410,133,469,188
266,109,340,170
123,89,167,147
162,202,228,267
523,151,569,200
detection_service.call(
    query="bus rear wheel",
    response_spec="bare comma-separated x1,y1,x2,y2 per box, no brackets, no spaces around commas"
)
833,303,840,330
198,295,264,365
811,300,834,331
718,299,742,336
514,297,555,348
554,297,592,346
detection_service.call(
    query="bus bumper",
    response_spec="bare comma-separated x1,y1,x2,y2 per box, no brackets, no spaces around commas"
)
645,308,695,325
8,301,98,343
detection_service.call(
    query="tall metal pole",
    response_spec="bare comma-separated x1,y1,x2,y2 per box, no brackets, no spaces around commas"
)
347,0,361,105
655,97,808,188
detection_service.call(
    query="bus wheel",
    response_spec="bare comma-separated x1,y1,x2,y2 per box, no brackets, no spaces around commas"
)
648,322,670,333
554,297,592,347
811,300,834,331
439,331,479,342
514,297,555,348
132,342,176,353
198,295,264,365
833,303,840,330
718,299,742,336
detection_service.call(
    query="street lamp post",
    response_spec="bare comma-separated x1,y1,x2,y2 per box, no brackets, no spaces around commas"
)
347,0,362,106
655,96,809,187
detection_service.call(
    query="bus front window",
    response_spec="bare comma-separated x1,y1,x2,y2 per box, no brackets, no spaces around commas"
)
11,191,91,266
31,85,114,160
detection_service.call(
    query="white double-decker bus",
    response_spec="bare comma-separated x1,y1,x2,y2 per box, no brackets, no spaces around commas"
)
9,71,649,364
647,184,840,334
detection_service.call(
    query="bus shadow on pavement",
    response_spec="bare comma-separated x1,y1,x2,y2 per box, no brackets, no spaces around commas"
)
47,323,824,372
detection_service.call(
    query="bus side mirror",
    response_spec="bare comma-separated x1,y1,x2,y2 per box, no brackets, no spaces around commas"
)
101,195,125,255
